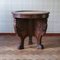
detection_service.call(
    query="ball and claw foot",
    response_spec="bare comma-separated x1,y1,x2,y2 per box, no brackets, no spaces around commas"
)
18,46,24,50
37,44,44,49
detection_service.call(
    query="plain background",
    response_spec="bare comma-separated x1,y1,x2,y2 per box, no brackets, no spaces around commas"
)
0,0,60,33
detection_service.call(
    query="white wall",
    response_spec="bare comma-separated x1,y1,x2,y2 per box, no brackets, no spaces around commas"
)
0,0,60,33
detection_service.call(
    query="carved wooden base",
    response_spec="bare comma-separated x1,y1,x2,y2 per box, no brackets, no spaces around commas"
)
16,18,47,49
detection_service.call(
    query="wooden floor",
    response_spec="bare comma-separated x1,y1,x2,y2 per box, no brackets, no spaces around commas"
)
0,35,60,60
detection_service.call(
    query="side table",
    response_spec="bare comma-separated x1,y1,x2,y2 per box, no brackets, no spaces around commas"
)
12,10,49,49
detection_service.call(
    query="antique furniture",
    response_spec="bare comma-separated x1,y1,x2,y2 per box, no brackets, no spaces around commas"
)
12,10,49,49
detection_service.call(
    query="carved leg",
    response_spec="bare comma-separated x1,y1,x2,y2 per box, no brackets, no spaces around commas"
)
28,19,33,45
37,35,44,49
16,28,27,50
16,19,28,49
35,33,44,49
34,20,46,49
18,37,24,49
29,35,33,45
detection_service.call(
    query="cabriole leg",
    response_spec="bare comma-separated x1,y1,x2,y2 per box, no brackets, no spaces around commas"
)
34,19,47,49
29,35,33,45
18,37,25,49
35,33,44,49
